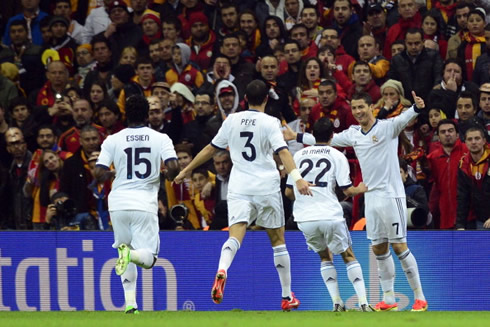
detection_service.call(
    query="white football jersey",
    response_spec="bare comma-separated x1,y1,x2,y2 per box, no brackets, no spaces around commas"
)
331,106,418,197
211,110,288,195
287,145,352,222
97,127,177,213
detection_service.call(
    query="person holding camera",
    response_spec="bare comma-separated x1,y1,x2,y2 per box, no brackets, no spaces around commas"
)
45,191,80,230
94,94,180,314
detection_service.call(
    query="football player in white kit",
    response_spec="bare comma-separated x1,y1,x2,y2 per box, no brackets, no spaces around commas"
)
285,117,373,312
94,95,180,314
174,80,312,311
330,91,428,312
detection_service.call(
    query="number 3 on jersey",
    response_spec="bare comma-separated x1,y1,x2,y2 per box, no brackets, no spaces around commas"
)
124,147,152,179
240,131,256,161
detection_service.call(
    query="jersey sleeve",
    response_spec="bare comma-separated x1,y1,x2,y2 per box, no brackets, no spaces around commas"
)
160,134,178,163
297,132,316,146
331,129,354,147
390,105,419,138
96,135,114,169
270,119,288,152
333,150,352,188
211,117,230,150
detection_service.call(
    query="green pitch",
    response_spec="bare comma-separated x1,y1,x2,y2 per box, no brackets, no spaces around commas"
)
1,311,489,327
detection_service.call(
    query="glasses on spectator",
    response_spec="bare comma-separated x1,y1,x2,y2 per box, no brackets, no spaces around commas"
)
7,140,26,147
195,101,210,105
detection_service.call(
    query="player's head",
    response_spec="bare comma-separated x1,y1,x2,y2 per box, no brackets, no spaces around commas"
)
125,94,149,125
312,117,334,143
245,80,268,107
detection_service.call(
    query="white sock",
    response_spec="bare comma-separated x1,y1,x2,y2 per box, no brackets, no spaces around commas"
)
376,250,396,304
130,248,156,269
320,261,343,305
398,249,425,301
218,237,240,272
273,245,292,298
121,262,137,308
346,260,368,306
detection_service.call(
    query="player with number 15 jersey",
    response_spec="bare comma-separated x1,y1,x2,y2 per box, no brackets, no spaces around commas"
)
97,127,177,214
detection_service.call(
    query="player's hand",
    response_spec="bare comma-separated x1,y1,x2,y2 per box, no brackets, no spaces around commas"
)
173,171,187,184
296,179,314,196
412,91,425,109
356,182,368,193
483,218,490,229
282,124,297,141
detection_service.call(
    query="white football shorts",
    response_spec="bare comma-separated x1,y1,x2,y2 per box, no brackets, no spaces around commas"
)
297,219,352,254
227,191,285,229
364,192,407,245
110,210,160,255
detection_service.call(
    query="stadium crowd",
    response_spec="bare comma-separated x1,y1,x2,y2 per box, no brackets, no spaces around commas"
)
0,0,489,231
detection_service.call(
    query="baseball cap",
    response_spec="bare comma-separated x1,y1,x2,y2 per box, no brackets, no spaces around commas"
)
367,4,384,15
219,86,234,96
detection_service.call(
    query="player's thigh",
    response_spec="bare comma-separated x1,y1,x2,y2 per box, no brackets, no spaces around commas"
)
325,219,352,255
129,210,160,255
297,221,328,253
227,192,256,227
110,211,132,249
364,192,388,242
383,197,407,242
255,191,285,229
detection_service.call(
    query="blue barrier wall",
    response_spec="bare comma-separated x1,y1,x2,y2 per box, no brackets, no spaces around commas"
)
0,231,489,311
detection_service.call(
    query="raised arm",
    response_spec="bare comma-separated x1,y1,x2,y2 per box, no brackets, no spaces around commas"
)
173,144,218,184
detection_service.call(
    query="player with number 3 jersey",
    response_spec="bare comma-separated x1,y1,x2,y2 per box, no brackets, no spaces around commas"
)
174,80,312,311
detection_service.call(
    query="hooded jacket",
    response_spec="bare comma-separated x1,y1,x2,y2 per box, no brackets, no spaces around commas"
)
215,80,240,121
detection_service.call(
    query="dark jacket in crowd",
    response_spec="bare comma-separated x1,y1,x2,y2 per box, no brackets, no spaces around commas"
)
456,148,490,229
388,48,443,102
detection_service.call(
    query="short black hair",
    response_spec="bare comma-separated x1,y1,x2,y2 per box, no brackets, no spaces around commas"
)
284,39,301,49
195,87,215,105
399,157,408,173
221,33,240,45
36,124,58,137
290,23,308,34
91,34,111,51
313,117,334,143
134,56,153,69
352,61,371,74
192,166,209,178
405,28,423,40
436,118,459,134
245,80,268,106
8,97,32,113
319,79,337,91
161,15,182,31
9,19,28,31
126,95,149,125
457,91,477,110
98,99,121,117
351,92,373,105
443,58,463,72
